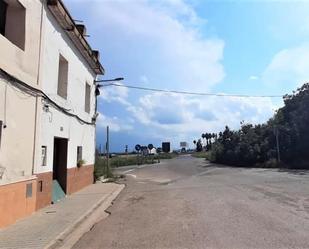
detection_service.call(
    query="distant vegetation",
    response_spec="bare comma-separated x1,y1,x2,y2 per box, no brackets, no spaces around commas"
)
201,83,309,169
94,153,176,179
191,151,209,158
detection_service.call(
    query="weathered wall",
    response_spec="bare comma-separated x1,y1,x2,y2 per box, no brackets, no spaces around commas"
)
66,165,94,194
35,3,97,193
0,82,37,183
35,172,53,210
0,178,37,228
0,0,42,87
0,0,42,184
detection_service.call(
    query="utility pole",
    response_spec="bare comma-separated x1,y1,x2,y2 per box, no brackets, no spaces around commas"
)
106,126,110,175
274,126,281,163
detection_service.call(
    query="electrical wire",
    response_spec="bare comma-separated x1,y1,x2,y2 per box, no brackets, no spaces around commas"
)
100,83,284,98
0,68,94,126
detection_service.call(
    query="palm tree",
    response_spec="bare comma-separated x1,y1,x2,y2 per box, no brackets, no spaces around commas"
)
205,133,210,148
212,133,216,143
201,133,206,148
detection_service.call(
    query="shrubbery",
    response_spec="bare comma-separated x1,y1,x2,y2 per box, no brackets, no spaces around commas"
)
94,153,176,179
206,83,309,169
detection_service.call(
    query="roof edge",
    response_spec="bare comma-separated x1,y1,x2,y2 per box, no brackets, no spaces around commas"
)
47,0,105,75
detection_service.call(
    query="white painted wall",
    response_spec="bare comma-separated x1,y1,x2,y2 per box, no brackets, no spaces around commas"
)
0,0,42,185
0,0,42,87
35,4,97,174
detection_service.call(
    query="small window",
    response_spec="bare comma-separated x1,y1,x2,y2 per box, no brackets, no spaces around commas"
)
57,55,69,99
0,0,26,50
41,146,47,166
85,83,90,113
77,146,83,162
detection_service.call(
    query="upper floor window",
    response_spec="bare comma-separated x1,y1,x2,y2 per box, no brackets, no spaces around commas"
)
85,82,91,113
57,54,68,99
0,0,26,50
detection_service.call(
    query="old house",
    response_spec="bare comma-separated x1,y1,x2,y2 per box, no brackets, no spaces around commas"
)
0,0,43,228
35,0,104,208
0,0,104,227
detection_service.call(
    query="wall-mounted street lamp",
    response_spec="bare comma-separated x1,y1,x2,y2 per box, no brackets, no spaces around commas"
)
95,77,124,96
94,77,124,118
95,77,124,83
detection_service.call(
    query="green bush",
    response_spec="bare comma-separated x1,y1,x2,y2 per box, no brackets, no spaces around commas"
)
205,83,309,169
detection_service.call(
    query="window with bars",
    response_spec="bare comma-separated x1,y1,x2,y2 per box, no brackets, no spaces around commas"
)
41,146,47,166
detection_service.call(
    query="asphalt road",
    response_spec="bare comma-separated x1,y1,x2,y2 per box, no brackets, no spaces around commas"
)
73,155,309,249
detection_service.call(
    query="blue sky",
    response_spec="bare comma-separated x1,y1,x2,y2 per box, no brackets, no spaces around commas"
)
65,0,309,152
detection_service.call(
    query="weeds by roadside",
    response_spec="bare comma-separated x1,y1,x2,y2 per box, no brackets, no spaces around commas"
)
94,153,177,180
191,151,209,159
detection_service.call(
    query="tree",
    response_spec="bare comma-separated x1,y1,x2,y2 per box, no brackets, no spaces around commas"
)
201,133,206,148
196,139,203,152
206,83,309,169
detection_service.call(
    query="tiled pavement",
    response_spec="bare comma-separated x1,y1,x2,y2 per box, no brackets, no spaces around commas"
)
0,182,124,249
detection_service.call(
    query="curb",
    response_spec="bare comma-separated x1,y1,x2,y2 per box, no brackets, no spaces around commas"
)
45,183,125,249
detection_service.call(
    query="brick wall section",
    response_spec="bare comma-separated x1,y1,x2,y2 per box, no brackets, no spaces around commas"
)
0,179,37,228
35,172,53,210
66,164,94,195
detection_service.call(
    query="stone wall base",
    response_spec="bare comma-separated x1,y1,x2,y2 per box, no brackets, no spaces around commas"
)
0,178,37,228
67,164,94,194
35,172,53,210
0,165,94,228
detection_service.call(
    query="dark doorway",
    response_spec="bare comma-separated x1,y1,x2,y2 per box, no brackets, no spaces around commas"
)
53,137,68,193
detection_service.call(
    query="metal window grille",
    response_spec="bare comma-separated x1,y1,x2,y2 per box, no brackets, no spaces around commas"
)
41,146,47,166
77,146,82,162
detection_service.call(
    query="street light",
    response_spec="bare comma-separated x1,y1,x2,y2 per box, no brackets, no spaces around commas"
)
95,77,124,96
95,77,124,83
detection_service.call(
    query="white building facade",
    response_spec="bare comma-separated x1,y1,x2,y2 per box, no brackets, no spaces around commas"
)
0,0,104,226
0,0,43,228
35,0,104,208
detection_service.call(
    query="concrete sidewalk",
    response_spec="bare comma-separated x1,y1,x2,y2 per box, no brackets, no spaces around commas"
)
0,182,124,249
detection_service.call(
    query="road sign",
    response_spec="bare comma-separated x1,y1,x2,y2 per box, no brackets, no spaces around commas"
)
162,142,170,153
135,144,141,151
180,142,188,148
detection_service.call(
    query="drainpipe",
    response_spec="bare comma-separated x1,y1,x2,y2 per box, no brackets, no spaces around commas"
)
31,1,44,175
93,76,99,182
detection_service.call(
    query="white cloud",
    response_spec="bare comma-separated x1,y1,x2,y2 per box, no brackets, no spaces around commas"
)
65,0,279,148
263,43,309,88
99,82,130,106
249,75,258,80
123,92,277,144
96,113,133,132
68,0,225,91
